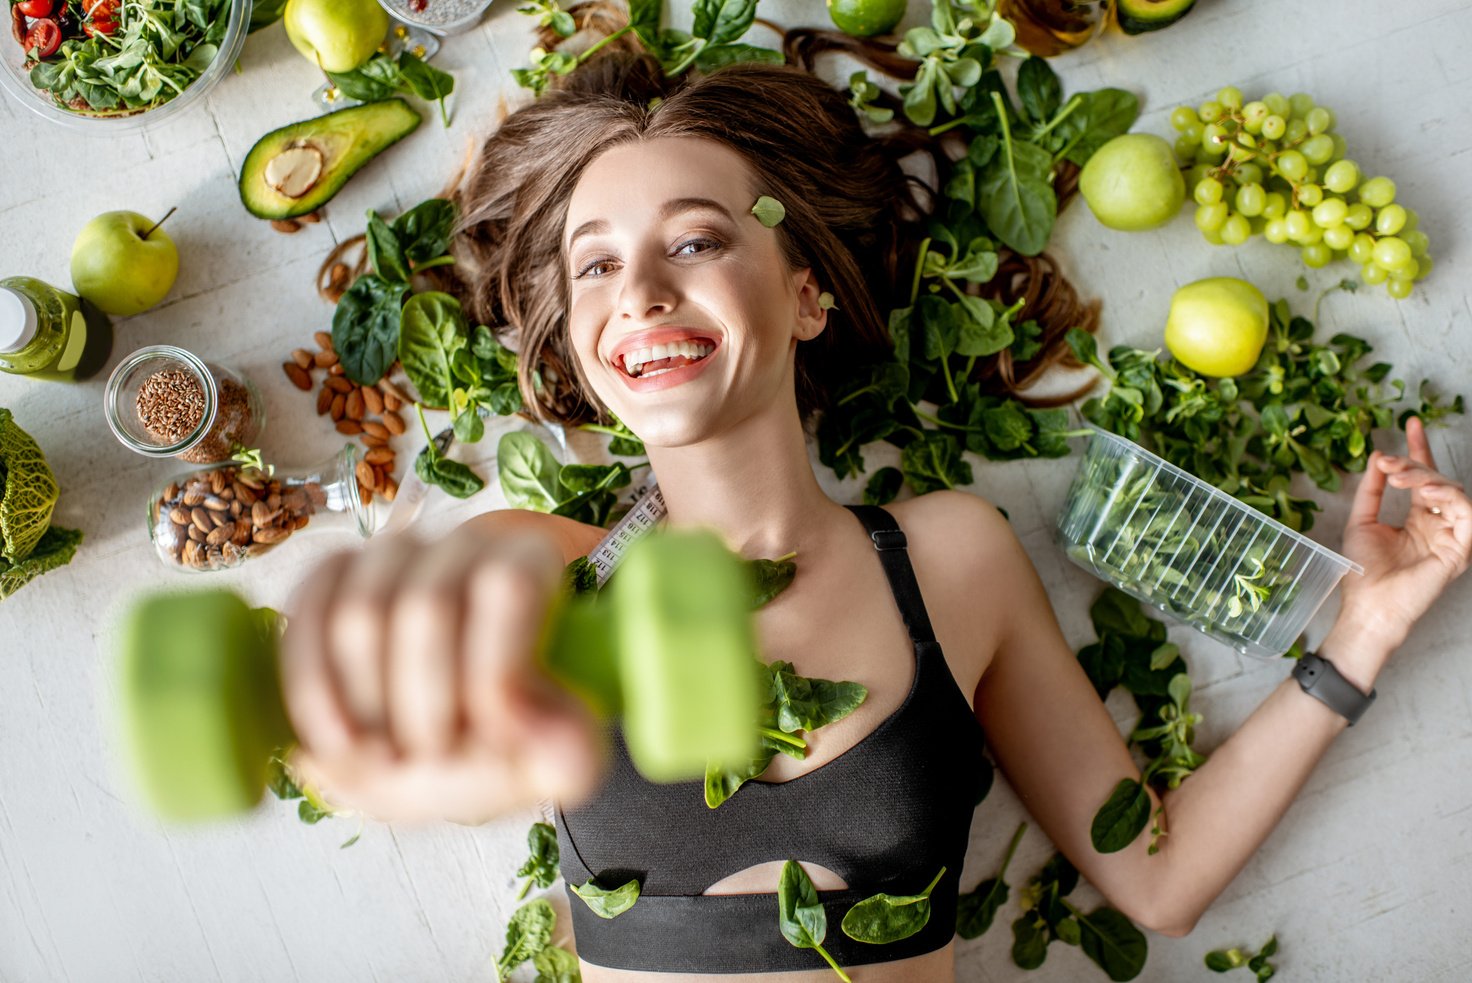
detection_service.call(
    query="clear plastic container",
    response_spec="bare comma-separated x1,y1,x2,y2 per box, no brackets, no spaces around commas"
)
104,345,263,463
148,445,374,571
375,0,494,36
1055,426,1362,659
0,0,249,133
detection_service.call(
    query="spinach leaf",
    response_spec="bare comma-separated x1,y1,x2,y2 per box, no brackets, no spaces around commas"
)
532,945,581,983
748,554,797,609
248,0,289,32
471,326,524,416
562,556,599,596
1060,89,1141,166
692,0,757,47
331,275,410,386
398,51,454,128
571,878,640,919
495,899,555,981
516,822,560,899
1012,914,1050,969
863,467,903,506
1090,779,1152,854
777,861,850,982
956,822,1026,939
1206,934,1279,980
977,119,1056,257
1016,56,1061,125
414,449,485,499
498,432,563,511
326,55,402,103
694,42,784,71
840,867,946,944
392,198,458,267
1072,904,1149,981
398,291,466,408
704,740,779,809
771,667,867,734
900,432,973,494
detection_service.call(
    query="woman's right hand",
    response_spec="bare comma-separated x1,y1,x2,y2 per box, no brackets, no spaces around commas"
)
279,526,602,825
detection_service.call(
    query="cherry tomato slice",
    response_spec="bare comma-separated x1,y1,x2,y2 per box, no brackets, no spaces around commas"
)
24,18,62,58
84,18,117,36
18,0,55,17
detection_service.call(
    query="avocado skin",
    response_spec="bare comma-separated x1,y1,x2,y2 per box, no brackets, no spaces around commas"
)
1116,0,1197,34
239,99,422,220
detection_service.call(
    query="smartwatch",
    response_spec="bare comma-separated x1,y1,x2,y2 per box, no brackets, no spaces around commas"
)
1292,652,1376,725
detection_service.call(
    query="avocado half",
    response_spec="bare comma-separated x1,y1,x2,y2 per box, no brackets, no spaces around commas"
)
1116,0,1197,35
239,99,422,220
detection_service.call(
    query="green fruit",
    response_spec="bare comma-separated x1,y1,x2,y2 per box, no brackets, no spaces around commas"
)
119,592,294,822
283,0,388,74
1116,0,1198,35
827,0,906,38
1164,277,1269,378
1079,133,1186,231
69,211,179,317
238,99,422,220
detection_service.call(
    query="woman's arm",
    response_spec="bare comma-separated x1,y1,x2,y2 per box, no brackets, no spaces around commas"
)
971,418,1470,937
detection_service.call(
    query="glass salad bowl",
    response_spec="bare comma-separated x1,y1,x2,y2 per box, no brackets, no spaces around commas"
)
1056,426,1362,659
0,0,249,132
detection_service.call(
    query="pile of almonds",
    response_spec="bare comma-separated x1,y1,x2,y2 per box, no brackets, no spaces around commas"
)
152,466,324,570
282,330,405,506
269,210,322,236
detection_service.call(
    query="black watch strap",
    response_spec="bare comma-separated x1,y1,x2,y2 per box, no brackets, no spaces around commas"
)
1292,652,1376,725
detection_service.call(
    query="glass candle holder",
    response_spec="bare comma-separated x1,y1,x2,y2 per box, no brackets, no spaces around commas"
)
148,445,374,572
105,345,264,463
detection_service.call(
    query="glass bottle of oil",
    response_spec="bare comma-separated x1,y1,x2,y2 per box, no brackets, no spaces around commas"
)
998,0,1114,57
0,276,114,382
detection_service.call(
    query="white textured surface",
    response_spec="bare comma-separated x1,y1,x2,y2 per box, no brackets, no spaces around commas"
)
3,1,1471,981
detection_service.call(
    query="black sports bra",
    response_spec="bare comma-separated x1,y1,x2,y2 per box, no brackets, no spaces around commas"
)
557,505,989,973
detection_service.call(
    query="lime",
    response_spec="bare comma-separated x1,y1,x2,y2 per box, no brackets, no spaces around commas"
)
827,0,906,38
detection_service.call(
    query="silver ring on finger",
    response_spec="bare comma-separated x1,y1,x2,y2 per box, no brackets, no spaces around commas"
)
1428,506,1444,516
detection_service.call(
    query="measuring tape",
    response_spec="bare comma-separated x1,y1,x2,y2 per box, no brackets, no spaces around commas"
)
588,478,667,587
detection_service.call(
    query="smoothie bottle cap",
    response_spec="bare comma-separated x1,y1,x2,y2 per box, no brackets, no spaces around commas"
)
0,286,39,353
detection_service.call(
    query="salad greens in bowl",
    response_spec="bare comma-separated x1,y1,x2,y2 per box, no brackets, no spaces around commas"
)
0,0,248,130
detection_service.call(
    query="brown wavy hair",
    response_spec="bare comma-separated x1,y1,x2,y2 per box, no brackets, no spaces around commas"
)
438,52,932,428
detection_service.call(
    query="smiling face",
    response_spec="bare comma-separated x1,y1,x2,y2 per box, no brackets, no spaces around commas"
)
562,136,826,448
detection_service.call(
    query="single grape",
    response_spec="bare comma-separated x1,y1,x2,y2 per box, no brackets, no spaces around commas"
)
1217,86,1244,110
1171,106,1197,130
1298,224,1324,246
1401,208,1418,231
1187,163,1212,188
1361,262,1389,285
1324,159,1360,194
1262,192,1289,220
1359,176,1396,208
1285,210,1312,240
1200,224,1226,245
1402,229,1430,257
1264,218,1290,244
1261,115,1287,140
1240,101,1270,132
1386,276,1414,299
1323,224,1354,251
1183,122,1204,143
1204,122,1232,148
1414,256,1433,280
1194,177,1225,205
1227,142,1256,164
1375,203,1407,236
1305,106,1334,135
1372,236,1412,269
1221,214,1251,244
1233,162,1265,185
1285,118,1309,144
1199,100,1226,123
1312,198,1348,227
1349,233,1376,265
1301,243,1332,268
1263,92,1291,116
1330,134,1348,160
1296,183,1324,207
1276,150,1308,181
1301,134,1336,165
1176,135,1200,159
1289,92,1316,118
1235,183,1267,216
1388,259,1419,281
1195,202,1229,233
1344,202,1373,230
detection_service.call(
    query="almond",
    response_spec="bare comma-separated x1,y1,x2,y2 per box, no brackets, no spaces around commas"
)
381,477,399,502
358,482,374,508
365,447,395,466
361,433,388,448
326,376,353,394
188,523,208,543
210,470,227,495
232,522,253,547
183,540,204,568
314,349,339,368
336,419,363,436
346,389,365,420
382,410,406,435
169,506,191,526
329,363,344,376
316,386,334,415
355,459,377,490
315,330,333,351
282,488,308,512
362,386,384,416
298,211,321,224
164,482,179,500
383,391,402,412
271,219,301,234
293,514,310,531
206,523,235,547
252,501,278,526
203,495,230,511
252,526,292,545
361,420,389,440
283,362,312,391
378,377,408,404
292,348,313,369
330,393,346,421
191,508,213,533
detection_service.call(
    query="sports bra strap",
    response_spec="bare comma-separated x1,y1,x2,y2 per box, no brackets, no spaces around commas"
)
844,505,936,645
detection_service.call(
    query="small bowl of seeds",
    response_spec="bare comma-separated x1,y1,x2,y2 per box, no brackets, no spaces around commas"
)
104,345,264,463
376,0,494,36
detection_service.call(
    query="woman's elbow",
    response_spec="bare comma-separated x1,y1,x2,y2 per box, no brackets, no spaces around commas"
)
1121,896,1202,939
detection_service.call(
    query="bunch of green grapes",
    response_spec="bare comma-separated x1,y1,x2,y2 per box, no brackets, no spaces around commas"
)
1171,87,1433,299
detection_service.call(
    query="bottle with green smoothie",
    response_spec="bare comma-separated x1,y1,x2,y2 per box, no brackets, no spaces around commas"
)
0,276,114,382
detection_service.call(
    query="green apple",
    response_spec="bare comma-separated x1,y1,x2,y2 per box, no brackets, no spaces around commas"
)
1164,277,1269,378
70,211,180,317
284,0,388,74
1079,133,1186,231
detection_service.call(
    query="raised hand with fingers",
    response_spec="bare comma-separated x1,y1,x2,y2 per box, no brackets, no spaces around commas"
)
1338,415,1472,656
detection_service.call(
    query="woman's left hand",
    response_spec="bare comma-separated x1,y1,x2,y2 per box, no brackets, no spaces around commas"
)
1337,415,1472,653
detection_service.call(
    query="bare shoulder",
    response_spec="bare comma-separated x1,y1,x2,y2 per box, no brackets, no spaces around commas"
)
887,491,1033,693
456,509,605,565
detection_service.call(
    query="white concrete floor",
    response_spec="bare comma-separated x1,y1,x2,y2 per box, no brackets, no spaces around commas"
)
2,1,1470,981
